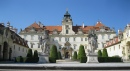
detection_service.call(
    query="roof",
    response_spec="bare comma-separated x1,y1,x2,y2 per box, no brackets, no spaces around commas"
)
27,22,41,28
95,21,104,27
21,21,111,34
104,37,121,48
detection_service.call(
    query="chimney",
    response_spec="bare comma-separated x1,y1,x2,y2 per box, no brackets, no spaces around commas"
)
0,23,4,26
9,26,13,30
82,22,84,28
13,28,18,33
7,21,10,27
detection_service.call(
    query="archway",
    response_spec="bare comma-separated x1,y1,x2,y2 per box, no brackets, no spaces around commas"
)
65,52,69,58
3,42,8,60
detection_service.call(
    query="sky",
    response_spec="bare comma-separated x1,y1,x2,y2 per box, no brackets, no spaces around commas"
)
0,0,130,33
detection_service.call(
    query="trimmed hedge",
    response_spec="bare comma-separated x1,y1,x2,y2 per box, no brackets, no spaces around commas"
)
15,56,23,63
49,57,56,63
80,56,87,63
102,48,108,57
15,57,39,63
77,45,86,60
98,57,122,62
98,50,102,57
49,45,58,60
58,51,62,59
73,51,77,60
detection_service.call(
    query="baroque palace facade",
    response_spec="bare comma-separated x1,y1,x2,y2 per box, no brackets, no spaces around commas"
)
0,22,29,61
104,24,130,60
19,11,116,58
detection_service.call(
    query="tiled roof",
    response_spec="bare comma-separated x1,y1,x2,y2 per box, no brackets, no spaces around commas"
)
22,21,110,34
95,21,104,27
27,22,41,28
104,36,121,48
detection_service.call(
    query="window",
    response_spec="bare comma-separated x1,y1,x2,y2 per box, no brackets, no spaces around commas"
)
38,44,40,48
74,46,76,49
59,37,61,41
81,38,83,41
31,43,33,48
23,48,24,52
68,38,69,41
66,20,68,22
113,46,115,51
31,35,34,40
73,37,75,41
66,30,68,34
85,46,87,49
59,46,61,49
24,35,27,39
85,38,87,41
14,45,15,50
19,47,20,51
119,45,120,49
108,35,110,39
102,35,104,39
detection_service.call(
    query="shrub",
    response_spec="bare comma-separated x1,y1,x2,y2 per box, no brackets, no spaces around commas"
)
98,57,122,62
15,56,23,63
27,49,33,57
73,51,77,60
49,57,56,63
58,51,62,59
102,48,108,57
49,45,58,60
77,45,86,60
34,50,38,57
80,57,87,63
98,50,102,57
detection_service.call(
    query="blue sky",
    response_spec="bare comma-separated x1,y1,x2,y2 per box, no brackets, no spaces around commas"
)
0,0,130,33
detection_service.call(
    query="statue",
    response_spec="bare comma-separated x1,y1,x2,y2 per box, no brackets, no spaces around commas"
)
87,30,99,63
87,30,98,53
39,30,50,54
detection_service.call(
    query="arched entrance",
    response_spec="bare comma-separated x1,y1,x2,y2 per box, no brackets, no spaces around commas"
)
65,52,69,58
3,42,8,60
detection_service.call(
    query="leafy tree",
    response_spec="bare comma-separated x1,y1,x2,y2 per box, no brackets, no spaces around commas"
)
77,45,86,60
58,51,62,59
27,49,33,57
102,48,108,57
49,45,58,59
34,50,38,57
73,51,77,60
98,50,102,57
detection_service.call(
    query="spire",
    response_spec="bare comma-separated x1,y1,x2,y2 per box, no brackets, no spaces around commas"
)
63,8,71,20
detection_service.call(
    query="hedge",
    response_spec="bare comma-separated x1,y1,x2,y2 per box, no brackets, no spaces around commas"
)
77,45,86,60
98,57,122,62
15,57,39,63
80,57,87,63
49,57,56,63
73,51,77,60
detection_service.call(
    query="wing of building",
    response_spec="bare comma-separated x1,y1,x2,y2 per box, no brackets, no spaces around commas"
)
19,10,116,58
0,22,29,61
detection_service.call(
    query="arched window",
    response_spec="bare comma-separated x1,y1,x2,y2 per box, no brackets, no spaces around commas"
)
66,30,68,34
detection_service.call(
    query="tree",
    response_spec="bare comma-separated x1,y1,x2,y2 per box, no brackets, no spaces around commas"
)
77,45,86,60
34,50,38,57
27,49,33,57
58,51,62,59
102,48,108,57
49,45,58,59
98,50,102,57
73,51,77,60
